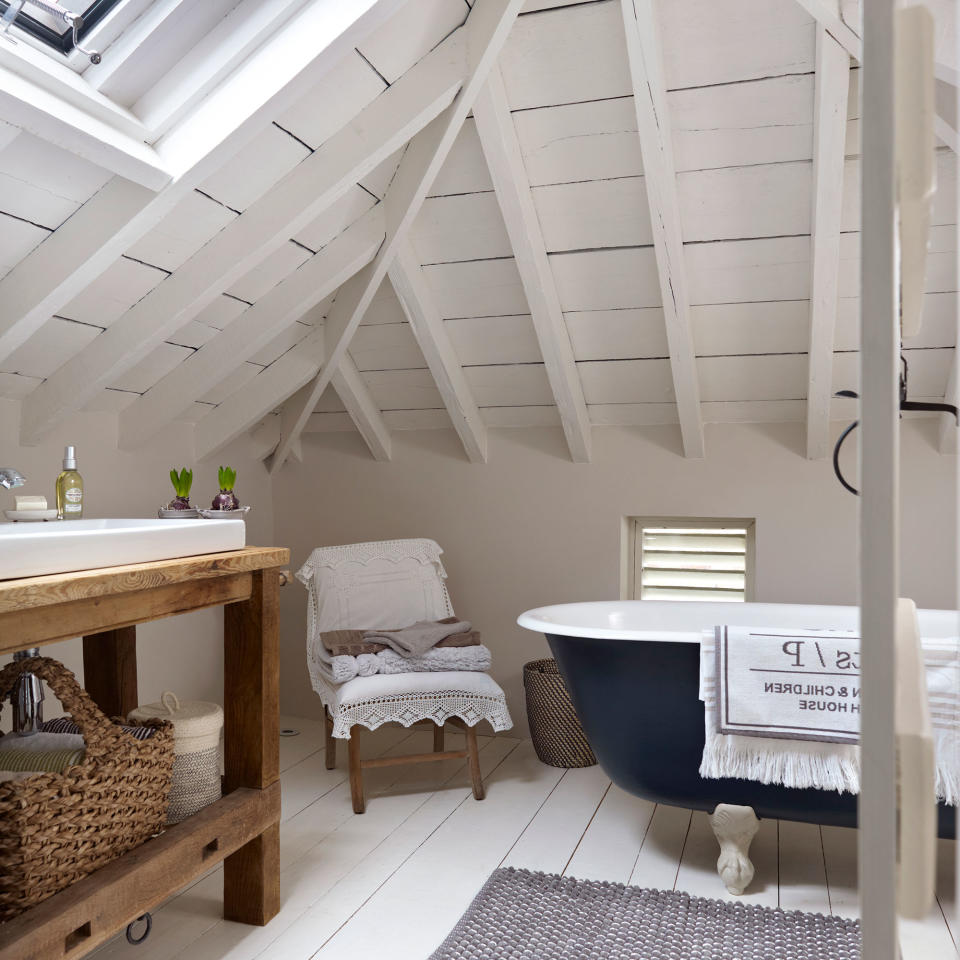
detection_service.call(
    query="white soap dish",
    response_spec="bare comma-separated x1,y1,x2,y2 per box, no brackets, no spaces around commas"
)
4,509,61,522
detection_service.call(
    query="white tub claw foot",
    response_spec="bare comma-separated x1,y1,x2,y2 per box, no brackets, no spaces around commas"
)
710,804,760,895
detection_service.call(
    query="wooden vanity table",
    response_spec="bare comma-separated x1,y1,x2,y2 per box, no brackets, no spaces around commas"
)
0,546,289,960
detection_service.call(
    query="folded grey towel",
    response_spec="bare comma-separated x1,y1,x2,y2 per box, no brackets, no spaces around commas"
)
362,618,474,657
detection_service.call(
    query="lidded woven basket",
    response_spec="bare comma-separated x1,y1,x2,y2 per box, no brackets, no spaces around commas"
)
523,659,597,768
129,691,223,824
0,657,174,922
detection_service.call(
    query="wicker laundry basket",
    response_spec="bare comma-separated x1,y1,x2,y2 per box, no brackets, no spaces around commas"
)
523,659,597,768
0,657,174,923
130,692,223,824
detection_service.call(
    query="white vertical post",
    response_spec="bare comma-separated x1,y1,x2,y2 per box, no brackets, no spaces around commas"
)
858,0,899,956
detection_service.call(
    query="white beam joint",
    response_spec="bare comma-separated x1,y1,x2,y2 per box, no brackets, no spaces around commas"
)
262,0,524,474
792,0,862,61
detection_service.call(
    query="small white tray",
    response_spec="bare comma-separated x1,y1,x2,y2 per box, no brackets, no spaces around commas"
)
198,506,250,520
4,509,61,522
158,507,200,519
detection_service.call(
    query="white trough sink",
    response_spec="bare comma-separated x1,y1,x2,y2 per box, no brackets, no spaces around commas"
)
0,517,246,581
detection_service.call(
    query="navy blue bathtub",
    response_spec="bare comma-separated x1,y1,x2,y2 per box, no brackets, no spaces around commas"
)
518,601,956,839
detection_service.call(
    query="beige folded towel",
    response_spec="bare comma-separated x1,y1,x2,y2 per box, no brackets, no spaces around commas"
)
363,618,474,657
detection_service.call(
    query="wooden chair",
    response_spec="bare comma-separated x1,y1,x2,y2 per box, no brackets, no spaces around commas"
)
326,711,484,814
296,539,513,813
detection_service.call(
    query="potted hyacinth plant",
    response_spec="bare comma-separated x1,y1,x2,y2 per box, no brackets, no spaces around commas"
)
211,466,240,511
167,467,193,510
159,467,199,517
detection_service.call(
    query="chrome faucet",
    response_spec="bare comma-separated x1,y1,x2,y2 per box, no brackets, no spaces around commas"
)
2,470,42,733
11,649,44,735
0,467,25,489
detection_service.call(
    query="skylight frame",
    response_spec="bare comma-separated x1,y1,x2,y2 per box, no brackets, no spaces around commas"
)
0,0,123,55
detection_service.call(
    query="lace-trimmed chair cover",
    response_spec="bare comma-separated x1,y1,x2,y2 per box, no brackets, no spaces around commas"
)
297,539,512,740
297,539,512,813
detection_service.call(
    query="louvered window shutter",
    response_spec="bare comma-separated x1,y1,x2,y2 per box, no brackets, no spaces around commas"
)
638,525,748,602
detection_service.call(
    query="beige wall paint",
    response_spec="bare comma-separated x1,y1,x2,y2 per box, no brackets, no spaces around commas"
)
273,420,957,730
0,400,275,725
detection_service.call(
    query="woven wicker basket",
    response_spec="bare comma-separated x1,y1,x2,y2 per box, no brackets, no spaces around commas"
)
523,659,597,768
0,657,174,922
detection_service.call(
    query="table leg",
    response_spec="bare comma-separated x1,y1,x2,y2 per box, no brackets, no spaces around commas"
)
82,627,138,718
223,568,281,925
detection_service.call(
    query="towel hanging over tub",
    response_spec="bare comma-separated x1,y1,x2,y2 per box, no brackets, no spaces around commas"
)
699,626,960,803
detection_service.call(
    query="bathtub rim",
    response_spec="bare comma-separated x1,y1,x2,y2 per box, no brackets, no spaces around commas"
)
517,599,958,643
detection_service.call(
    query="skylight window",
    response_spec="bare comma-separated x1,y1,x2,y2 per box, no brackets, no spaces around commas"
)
0,0,121,61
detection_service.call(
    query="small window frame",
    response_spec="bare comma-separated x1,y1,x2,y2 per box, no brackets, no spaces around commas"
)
0,0,124,56
620,516,757,602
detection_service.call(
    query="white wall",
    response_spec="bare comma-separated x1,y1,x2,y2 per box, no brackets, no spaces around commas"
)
0,399,275,724
272,420,957,729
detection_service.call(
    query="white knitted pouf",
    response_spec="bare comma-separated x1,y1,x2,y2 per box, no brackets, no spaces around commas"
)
129,692,223,824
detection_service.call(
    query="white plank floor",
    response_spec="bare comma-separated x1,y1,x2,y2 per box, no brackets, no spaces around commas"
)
91,716,959,960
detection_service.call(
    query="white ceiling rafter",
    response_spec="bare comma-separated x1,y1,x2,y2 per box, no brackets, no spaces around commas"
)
473,63,591,463
193,315,327,458
117,205,386,449
260,0,525,474
0,0,410,376
19,29,466,446
619,0,704,459
389,239,488,463
330,356,393,461
806,28,851,460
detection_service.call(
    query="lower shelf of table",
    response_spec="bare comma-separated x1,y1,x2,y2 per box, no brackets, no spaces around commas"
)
0,782,280,960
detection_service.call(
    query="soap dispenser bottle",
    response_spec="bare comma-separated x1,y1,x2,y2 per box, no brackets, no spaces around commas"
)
56,445,83,519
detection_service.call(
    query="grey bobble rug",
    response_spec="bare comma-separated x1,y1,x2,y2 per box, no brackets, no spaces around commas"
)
428,868,861,959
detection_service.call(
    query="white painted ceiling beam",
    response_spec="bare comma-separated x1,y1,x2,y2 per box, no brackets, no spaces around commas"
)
619,0,704,458
264,0,524,473
118,205,386,449
806,29,851,460
19,32,465,446
0,177,162,368
329,357,393,461
792,0,862,60
389,240,488,462
473,64,590,462
195,325,326,458
0,0,412,376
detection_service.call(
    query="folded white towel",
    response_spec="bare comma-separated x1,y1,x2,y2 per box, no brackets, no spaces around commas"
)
700,628,960,802
318,644,493,685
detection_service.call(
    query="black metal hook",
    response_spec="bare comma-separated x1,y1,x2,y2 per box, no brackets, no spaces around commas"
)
832,356,958,496
126,913,152,945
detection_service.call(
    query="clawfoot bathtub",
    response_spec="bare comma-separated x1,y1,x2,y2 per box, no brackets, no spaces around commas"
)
518,600,956,894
